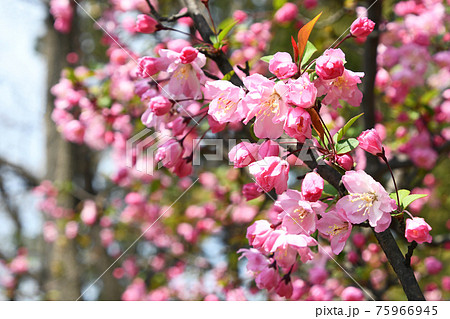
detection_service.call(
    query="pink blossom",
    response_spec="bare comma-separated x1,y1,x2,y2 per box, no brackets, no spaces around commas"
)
243,74,289,139
65,221,79,239
358,128,384,156
136,56,168,78
424,257,442,275
269,52,298,79
341,286,364,301
148,96,172,116
228,142,259,168
155,139,183,169
284,107,312,142
302,172,324,202
232,204,258,223
206,80,246,124
242,183,263,201
233,10,248,23
336,153,354,170
274,3,298,24
315,49,346,80
9,255,28,274
410,148,438,170
286,74,317,108
248,156,289,195
405,217,432,244
63,120,85,144
135,14,159,34
237,248,269,273
350,17,375,38
81,200,97,226
317,208,352,254
442,277,450,292
246,220,273,250
258,140,280,159
255,267,280,291
337,170,396,232
207,115,226,133
315,69,364,108
309,267,328,285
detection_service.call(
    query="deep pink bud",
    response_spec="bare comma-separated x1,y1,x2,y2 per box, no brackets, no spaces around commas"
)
352,233,366,248
180,47,199,64
405,217,432,244
137,57,159,78
336,153,354,170
424,256,442,275
149,96,172,116
357,128,384,156
301,172,324,202
315,49,345,80
242,183,263,201
350,17,375,38
135,14,159,34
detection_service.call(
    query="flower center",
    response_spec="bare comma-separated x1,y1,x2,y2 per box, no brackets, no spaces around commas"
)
328,223,348,236
258,92,281,117
350,192,378,215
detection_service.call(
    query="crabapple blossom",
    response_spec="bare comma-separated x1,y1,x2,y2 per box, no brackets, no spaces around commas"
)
246,220,273,250
228,142,259,168
242,183,263,201
135,14,159,33
341,287,364,301
315,48,346,80
424,257,442,275
316,208,352,254
405,217,432,244
248,156,289,194
336,153,354,170
148,96,172,116
358,128,384,156
350,17,375,38
283,107,312,142
237,248,269,273
206,80,246,124
258,140,280,159
274,2,298,24
286,74,317,108
268,52,298,79
337,170,397,232
301,172,324,202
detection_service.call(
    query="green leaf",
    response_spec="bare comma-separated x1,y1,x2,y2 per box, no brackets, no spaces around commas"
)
217,20,238,43
273,0,288,10
261,55,274,63
402,194,428,209
222,70,235,81
389,189,410,206
333,113,364,143
301,41,317,67
322,183,338,197
335,138,359,154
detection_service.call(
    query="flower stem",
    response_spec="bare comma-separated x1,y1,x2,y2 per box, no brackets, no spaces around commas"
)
381,150,400,210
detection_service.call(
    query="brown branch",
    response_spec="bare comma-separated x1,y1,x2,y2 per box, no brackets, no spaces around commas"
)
0,157,39,187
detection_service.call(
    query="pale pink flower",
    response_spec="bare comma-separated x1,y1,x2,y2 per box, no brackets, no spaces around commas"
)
337,170,396,232
315,48,346,80
317,208,352,254
358,128,384,156
341,287,365,301
350,17,375,38
255,267,280,291
237,248,269,273
246,220,273,250
315,69,364,108
136,56,169,78
233,10,248,23
410,148,438,170
269,52,298,79
135,14,159,33
248,156,289,195
81,200,97,226
301,172,324,202
286,74,317,108
243,74,289,139
258,140,280,159
148,96,172,116
206,80,246,124
283,107,312,142
228,142,259,168
405,217,432,244
274,2,298,24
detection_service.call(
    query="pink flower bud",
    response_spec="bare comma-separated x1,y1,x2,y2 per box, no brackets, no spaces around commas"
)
274,3,298,24
309,267,328,285
180,47,199,64
283,107,312,142
336,153,354,170
357,128,384,156
341,286,364,301
424,257,442,275
258,140,280,159
149,96,172,116
405,217,432,244
269,52,298,79
137,57,159,78
276,279,293,298
229,142,259,168
155,139,183,169
242,183,263,201
315,49,345,80
301,172,324,202
352,233,366,248
135,14,159,34
350,17,375,38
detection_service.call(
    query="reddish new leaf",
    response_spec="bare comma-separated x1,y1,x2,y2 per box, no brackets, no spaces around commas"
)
307,107,325,142
297,12,322,62
291,36,299,64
